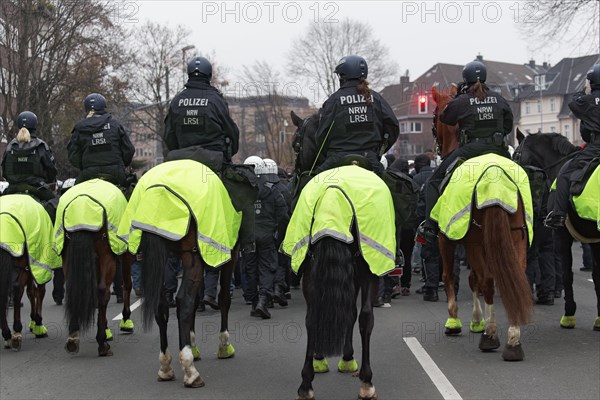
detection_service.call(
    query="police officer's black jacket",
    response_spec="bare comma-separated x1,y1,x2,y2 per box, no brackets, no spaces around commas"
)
413,165,435,222
254,177,289,240
68,112,134,171
164,78,239,161
315,80,399,157
2,133,57,186
440,88,513,138
569,89,600,142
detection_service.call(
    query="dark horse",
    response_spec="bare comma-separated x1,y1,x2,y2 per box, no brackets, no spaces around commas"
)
0,194,60,351
514,131,600,330
118,160,238,388
431,86,533,361
55,179,134,356
288,113,396,399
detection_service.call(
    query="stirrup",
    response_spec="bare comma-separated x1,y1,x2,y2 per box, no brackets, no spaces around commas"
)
415,221,438,244
543,211,566,230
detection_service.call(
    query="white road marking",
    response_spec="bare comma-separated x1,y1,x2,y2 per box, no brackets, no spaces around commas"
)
404,337,463,400
112,299,143,321
589,279,594,283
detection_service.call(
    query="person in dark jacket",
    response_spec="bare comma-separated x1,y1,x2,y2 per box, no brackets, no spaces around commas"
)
2,111,57,202
67,93,135,187
416,60,513,243
545,64,600,228
164,56,239,166
243,157,289,319
312,55,399,175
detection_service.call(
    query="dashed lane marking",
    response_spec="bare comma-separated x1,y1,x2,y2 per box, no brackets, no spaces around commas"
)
404,337,463,400
112,299,143,321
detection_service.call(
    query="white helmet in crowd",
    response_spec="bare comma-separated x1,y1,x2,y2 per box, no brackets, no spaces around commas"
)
263,158,278,175
0,181,8,194
60,178,76,193
380,155,388,170
244,156,266,175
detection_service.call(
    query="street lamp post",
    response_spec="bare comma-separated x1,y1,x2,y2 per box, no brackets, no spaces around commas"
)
181,45,196,85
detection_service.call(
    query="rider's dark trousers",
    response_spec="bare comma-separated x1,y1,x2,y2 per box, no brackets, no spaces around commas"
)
244,235,277,301
526,218,555,298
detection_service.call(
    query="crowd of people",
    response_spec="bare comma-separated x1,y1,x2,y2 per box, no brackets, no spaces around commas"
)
1,54,598,314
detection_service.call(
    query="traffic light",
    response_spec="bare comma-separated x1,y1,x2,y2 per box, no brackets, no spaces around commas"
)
418,95,428,114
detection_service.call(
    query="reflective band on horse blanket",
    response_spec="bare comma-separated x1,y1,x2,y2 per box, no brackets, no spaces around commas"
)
117,160,241,268
0,194,61,284
54,179,128,255
572,164,600,230
282,165,396,276
431,154,534,245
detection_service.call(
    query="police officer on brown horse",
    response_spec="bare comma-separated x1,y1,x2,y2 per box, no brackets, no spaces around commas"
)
67,93,135,189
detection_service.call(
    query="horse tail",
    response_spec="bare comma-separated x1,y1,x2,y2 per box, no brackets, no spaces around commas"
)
65,231,98,331
0,249,12,314
482,206,532,326
307,237,356,357
139,232,169,330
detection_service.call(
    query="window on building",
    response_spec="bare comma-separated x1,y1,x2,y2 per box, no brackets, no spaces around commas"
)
254,111,268,136
399,122,406,134
525,103,530,115
256,133,266,143
550,97,556,112
537,100,542,113
410,122,422,133
564,124,570,140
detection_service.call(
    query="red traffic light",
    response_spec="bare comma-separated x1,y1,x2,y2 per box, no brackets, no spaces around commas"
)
419,96,427,104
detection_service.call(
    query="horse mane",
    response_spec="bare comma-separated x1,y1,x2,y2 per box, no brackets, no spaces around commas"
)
550,133,580,156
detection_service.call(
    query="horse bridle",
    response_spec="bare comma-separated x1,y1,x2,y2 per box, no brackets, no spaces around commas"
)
513,134,581,173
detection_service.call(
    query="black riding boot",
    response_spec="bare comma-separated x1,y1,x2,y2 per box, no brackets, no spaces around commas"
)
254,294,271,319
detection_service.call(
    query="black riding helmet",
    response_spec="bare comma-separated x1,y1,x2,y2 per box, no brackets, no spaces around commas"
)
84,93,107,113
462,61,487,85
16,111,37,131
587,64,600,87
334,55,368,82
187,56,212,80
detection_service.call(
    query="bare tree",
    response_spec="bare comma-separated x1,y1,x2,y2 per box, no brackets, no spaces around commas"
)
286,18,400,102
0,0,130,178
519,1,599,54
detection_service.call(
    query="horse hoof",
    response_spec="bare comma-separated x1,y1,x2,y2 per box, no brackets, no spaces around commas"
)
502,343,524,361
119,319,134,333
560,315,576,329
296,389,315,400
479,333,500,352
444,318,462,335
184,375,205,388
10,335,22,352
313,357,329,373
358,383,377,399
98,344,113,357
469,319,485,333
338,358,359,373
157,371,175,382
217,343,235,359
65,338,79,355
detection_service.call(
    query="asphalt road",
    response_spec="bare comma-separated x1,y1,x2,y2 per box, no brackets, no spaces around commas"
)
1,244,599,400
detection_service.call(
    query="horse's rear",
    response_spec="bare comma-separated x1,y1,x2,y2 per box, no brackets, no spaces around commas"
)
0,194,60,351
54,179,131,356
117,159,240,388
434,155,533,361
284,165,396,399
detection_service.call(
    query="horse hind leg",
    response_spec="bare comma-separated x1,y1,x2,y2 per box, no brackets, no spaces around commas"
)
357,265,378,400
469,272,485,333
298,265,315,400
217,259,235,359
11,268,27,351
119,254,134,333
157,291,175,382
440,237,461,335
590,243,600,331
479,279,500,352
31,282,48,338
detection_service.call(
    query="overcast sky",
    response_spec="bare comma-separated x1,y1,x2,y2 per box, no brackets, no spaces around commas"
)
124,0,596,102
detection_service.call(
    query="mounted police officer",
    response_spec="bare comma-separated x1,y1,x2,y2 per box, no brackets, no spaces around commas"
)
2,111,58,206
165,56,258,253
312,55,399,175
416,60,513,243
165,56,239,167
67,93,135,188
545,64,600,229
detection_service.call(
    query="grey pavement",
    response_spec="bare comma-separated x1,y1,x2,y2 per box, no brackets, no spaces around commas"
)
1,244,599,400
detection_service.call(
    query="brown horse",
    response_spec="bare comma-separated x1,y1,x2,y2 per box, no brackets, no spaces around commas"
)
54,179,134,356
431,85,533,361
0,194,60,351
